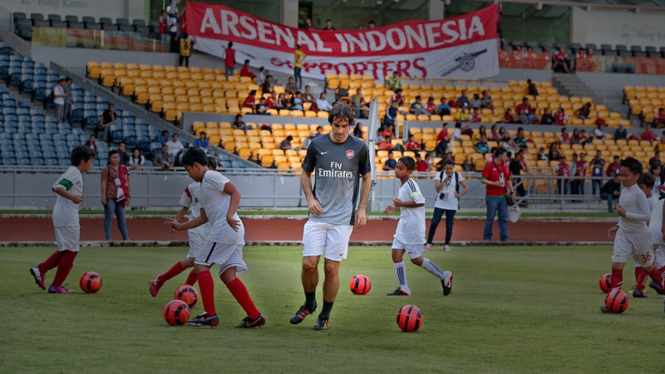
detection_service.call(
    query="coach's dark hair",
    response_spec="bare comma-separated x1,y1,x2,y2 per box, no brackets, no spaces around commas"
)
182,147,208,167
398,156,416,171
621,156,643,175
328,104,354,125
207,156,217,170
71,145,95,165
638,172,655,189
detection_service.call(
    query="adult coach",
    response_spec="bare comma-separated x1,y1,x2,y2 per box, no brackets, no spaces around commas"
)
481,148,515,242
291,105,371,331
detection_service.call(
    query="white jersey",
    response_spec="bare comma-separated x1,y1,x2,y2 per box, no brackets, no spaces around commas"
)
199,171,244,244
179,182,210,234
394,178,426,245
434,171,464,211
52,166,83,227
650,198,664,245
618,184,650,233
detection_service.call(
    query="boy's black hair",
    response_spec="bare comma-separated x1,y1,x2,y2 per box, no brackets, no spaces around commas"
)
621,157,643,175
398,156,416,171
235,114,242,119
286,135,293,141
71,145,95,165
182,147,208,167
207,156,217,170
244,59,250,64
638,172,655,189
443,158,455,166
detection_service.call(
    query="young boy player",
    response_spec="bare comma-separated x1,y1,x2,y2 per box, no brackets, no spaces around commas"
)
632,173,656,298
166,147,264,328
30,146,95,293
384,156,453,296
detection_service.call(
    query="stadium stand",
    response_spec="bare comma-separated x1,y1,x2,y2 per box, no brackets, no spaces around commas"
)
12,13,153,40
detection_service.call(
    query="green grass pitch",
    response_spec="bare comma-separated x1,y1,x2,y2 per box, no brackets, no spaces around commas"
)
2,245,665,373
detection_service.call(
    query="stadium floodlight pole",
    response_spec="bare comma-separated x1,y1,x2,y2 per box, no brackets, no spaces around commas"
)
366,97,381,212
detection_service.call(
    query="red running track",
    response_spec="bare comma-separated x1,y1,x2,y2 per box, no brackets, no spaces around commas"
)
0,217,613,243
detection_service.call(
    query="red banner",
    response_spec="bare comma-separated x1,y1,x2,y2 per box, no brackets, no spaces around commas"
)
498,50,552,70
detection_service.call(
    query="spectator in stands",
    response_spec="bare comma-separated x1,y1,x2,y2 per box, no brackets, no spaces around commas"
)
280,136,293,151
410,96,429,116
284,98,294,113
158,10,168,44
655,137,665,153
548,142,561,161
153,144,174,171
451,122,463,142
303,17,316,31
482,148,514,242
257,67,266,86
165,133,184,164
53,78,70,123
600,172,621,212
275,93,287,110
161,130,170,144
503,108,515,123
384,101,398,127
415,154,430,174
243,90,256,111
573,48,586,71
571,129,582,145
168,12,179,52
472,125,486,142
303,85,315,103
651,164,663,197
406,135,421,151
178,32,194,68
590,150,606,195
353,122,363,139
129,148,145,171
655,108,665,127
335,85,349,102
515,97,533,117
63,77,73,125
193,132,213,154
555,156,571,194
489,124,500,141
470,108,482,122
84,135,96,153
553,46,571,73
510,148,528,197
641,124,658,142
322,19,336,31
292,91,304,111
317,92,333,112
285,77,297,95
384,151,397,171
554,107,568,125
438,98,451,115
224,42,236,79
470,94,481,109
540,108,555,124
517,108,529,124
457,90,470,109
386,72,401,90
294,44,305,89
574,102,591,120
537,146,548,161
606,155,621,177
527,79,539,97
390,88,405,107
302,132,316,149
101,150,130,241
97,103,116,144
514,127,527,148
316,126,324,136
594,122,606,141
436,123,449,142
614,123,627,140
382,124,395,139
350,89,366,118
424,97,436,115
117,142,130,166
455,107,469,122
574,152,589,196
255,97,270,115
240,60,256,80
368,20,376,29
475,135,490,155
379,136,394,151
559,128,570,144
480,90,493,110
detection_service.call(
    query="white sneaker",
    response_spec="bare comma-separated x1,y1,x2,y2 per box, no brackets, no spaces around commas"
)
424,243,433,251
444,245,451,252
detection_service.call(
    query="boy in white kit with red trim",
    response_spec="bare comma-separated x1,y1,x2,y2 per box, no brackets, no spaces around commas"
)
384,156,453,297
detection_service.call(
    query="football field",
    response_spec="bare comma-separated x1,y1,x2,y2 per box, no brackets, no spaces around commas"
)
2,245,665,373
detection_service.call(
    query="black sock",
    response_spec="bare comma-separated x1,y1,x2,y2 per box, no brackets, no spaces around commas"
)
320,300,334,319
305,291,316,309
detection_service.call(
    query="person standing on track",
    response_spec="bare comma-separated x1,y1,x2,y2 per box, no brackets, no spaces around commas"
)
290,105,372,331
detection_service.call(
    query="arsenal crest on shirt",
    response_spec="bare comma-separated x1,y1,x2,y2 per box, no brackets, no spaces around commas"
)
346,150,354,159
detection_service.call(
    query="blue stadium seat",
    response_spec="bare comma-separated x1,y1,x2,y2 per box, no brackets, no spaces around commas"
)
32,81,47,101
8,68,22,86
111,130,123,143
2,157,16,165
221,160,232,168
93,158,101,166
59,159,69,166
30,158,44,166
125,135,137,148
45,158,58,166
72,103,84,122
84,110,98,129
17,158,30,166
231,161,245,168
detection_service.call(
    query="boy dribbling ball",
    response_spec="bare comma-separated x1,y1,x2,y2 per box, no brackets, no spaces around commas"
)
30,145,95,293
632,173,656,298
150,157,217,296
384,156,453,296
604,158,665,313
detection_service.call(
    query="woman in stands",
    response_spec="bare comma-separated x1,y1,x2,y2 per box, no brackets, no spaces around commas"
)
559,128,571,144
275,93,287,110
489,124,500,141
540,108,555,124
575,103,591,120
498,127,511,144
481,90,493,110
473,126,487,142
243,90,256,112
571,129,582,145
503,108,516,123
548,142,561,161
554,108,568,125
101,150,130,241
470,94,482,109
128,148,145,171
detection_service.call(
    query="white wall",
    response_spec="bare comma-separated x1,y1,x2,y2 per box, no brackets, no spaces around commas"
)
2,0,145,21
572,7,665,48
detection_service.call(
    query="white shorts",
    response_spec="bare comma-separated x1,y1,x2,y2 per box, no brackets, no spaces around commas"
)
195,242,248,276
302,221,354,262
391,237,425,260
54,226,80,252
613,229,654,267
186,228,208,259
655,244,665,269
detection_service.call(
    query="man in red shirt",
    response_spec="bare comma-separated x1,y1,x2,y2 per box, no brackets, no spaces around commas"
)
415,154,429,174
389,89,404,106
240,59,256,80
641,124,657,142
606,155,621,177
655,108,665,127
436,123,449,142
224,41,236,79
575,152,589,195
515,97,533,116
379,136,394,151
481,148,515,241
553,46,570,73
555,156,571,194
406,135,421,151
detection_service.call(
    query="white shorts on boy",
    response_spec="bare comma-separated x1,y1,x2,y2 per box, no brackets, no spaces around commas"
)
55,226,80,252
186,228,208,259
654,244,665,269
392,237,425,260
613,229,654,267
302,221,353,262
195,242,248,276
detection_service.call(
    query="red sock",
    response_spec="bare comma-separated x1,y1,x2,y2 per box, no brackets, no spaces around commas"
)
610,268,623,290
635,267,649,292
197,271,216,316
159,262,185,282
649,267,665,289
39,250,64,274
226,278,260,319
185,270,197,286
51,251,78,287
